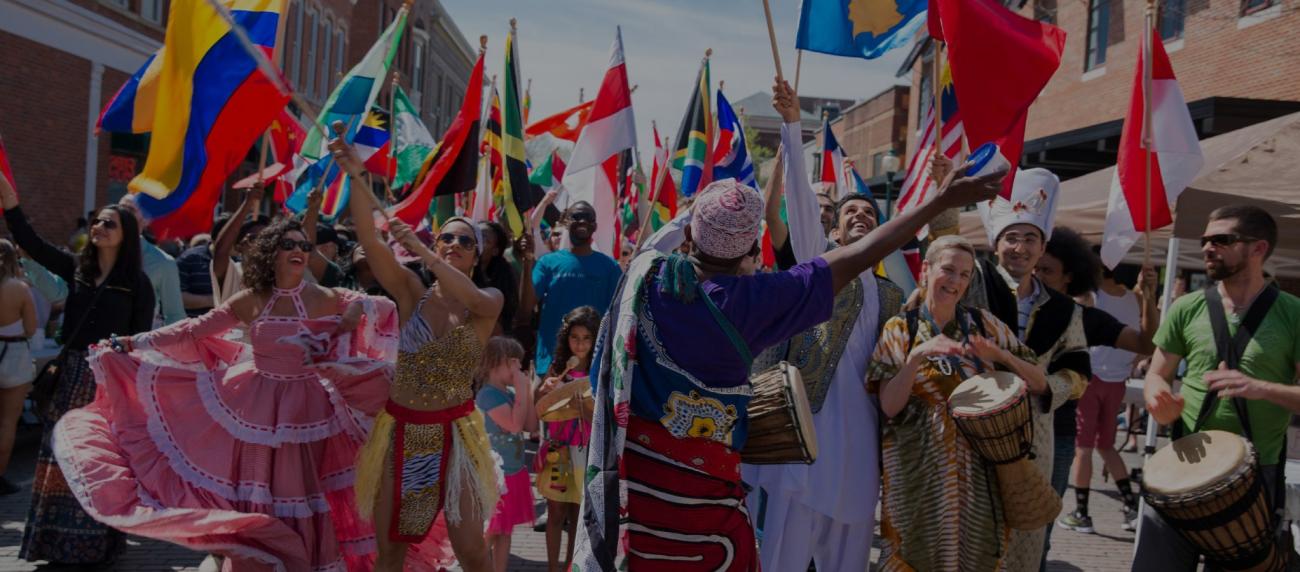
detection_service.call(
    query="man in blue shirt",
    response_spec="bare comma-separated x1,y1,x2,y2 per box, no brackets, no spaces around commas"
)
531,201,621,375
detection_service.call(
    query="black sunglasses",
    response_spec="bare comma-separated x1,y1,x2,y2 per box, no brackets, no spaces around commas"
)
437,233,477,250
278,238,314,252
91,218,119,230
1200,233,1259,248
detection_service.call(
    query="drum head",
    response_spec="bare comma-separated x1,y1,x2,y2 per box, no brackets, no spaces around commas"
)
537,380,593,422
949,372,1026,417
1145,430,1250,496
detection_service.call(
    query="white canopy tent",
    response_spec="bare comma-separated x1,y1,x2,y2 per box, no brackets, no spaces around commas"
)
960,111,1300,278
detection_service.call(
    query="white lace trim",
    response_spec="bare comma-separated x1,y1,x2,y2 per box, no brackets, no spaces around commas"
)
139,363,340,518
51,418,290,572
195,365,348,446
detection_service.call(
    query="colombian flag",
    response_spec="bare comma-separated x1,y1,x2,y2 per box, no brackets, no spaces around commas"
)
99,0,288,239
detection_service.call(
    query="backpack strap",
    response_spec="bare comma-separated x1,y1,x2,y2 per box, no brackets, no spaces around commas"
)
1191,283,1280,439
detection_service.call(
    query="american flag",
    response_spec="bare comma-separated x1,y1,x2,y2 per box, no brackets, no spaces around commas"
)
896,60,964,235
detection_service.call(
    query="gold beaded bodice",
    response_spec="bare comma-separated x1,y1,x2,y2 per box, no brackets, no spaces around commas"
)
394,324,482,408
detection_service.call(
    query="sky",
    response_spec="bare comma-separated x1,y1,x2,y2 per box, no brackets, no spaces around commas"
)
440,0,913,157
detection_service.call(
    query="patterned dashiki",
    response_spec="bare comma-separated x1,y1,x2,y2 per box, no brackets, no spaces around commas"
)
572,252,834,572
866,306,1040,572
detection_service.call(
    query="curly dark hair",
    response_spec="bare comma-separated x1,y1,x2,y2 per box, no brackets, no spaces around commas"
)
1045,226,1100,297
241,217,306,293
547,306,602,378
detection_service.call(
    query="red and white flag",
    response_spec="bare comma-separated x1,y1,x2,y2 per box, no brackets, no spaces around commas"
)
567,27,636,173
896,96,964,237
1100,27,1204,268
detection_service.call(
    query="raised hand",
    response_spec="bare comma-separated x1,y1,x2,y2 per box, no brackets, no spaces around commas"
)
326,121,367,180
929,154,953,187
306,187,323,211
935,163,1005,210
771,77,801,124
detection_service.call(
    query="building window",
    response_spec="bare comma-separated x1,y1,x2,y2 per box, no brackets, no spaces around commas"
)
1159,0,1186,40
140,0,163,23
412,29,429,114
305,7,319,100
1241,0,1275,15
320,15,333,96
1034,0,1056,25
289,1,303,87
103,0,130,9
1085,0,1109,71
334,27,346,89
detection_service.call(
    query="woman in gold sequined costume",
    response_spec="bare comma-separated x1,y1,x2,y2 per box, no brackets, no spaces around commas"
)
332,133,504,572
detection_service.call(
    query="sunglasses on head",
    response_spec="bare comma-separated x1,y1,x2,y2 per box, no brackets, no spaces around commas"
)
1200,233,1258,248
437,233,477,250
91,218,119,230
568,211,596,223
278,238,314,252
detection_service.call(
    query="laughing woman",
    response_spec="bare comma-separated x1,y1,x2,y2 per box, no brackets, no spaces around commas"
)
0,175,154,567
867,236,1046,572
51,218,400,571
331,130,504,572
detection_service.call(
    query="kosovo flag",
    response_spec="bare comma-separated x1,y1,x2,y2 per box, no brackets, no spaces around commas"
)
796,0,926,59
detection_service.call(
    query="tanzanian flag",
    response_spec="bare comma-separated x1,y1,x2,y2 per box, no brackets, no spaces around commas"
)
98,0,287,239
672,58,712,197
501,27,541,236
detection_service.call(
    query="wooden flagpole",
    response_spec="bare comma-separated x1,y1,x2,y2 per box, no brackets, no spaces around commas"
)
933,42,944,154
761,0,785,82
1142,0,1156,267
383,71,399,204
637,121,672,251
794,49,803,92
256,131,270,185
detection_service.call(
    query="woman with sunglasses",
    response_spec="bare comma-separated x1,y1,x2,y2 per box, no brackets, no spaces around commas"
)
48,217,400,571
1,176,154,567
331,129,504,572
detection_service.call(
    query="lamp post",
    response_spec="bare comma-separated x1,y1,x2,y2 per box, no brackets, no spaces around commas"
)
881,150,901,220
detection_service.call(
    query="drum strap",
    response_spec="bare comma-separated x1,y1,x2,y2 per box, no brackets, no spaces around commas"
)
1192,283,1280,440
906,305,988,378
699,285,754,369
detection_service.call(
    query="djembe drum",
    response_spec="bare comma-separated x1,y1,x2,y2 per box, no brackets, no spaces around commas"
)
741,362,817,465
948,371,1062,530
1144,430,1286,572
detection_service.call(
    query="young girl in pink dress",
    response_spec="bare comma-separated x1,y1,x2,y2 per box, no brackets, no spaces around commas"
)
534,306,598,572
52,219,399,571
477,337,537,572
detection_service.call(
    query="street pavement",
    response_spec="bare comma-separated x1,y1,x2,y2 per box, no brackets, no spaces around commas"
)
0,423,1153,571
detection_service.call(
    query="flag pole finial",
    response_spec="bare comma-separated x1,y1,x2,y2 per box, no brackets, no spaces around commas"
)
630,84,638,94
705,48,713,58
719,80,725,92
479,35,487,52
510,18,517,31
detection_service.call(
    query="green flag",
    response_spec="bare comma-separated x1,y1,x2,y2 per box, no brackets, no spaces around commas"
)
391,85,436,189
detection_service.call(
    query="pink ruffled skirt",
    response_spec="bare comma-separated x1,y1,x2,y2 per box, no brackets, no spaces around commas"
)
486,469,535,535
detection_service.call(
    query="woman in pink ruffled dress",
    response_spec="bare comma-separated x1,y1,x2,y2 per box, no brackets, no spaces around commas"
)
52,218,400,572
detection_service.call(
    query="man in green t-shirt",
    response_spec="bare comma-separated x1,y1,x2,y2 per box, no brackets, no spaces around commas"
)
1135,205,1300,570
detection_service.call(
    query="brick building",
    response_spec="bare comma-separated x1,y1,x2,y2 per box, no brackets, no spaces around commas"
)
902,0,1300,181
0,0,473,241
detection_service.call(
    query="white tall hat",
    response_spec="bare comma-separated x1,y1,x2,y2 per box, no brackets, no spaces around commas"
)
977,168,1061,246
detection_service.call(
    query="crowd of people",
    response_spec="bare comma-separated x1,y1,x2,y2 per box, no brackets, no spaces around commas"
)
0,80,1295,572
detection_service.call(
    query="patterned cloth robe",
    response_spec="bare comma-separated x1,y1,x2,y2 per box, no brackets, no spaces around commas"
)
868,306,1041,571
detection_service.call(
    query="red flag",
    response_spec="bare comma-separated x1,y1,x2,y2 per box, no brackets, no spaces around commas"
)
1100,26,1203,268
388,51,484,226
268,109,305,203
928,0,1065,196
525,100,595,142
568,29,636,173
0,135,15,200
